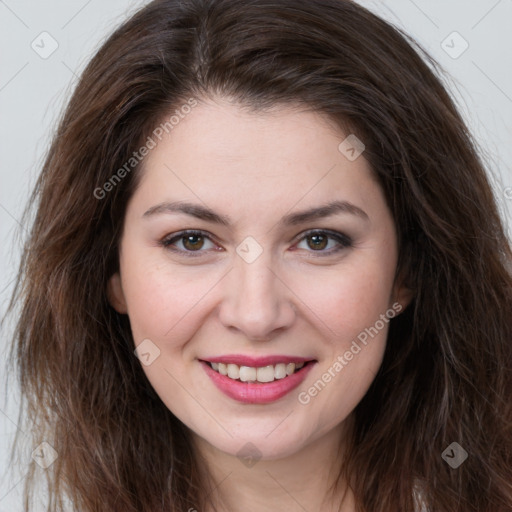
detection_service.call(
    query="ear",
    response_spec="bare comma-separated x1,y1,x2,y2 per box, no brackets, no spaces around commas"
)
107,272,128,314
391,272,414,314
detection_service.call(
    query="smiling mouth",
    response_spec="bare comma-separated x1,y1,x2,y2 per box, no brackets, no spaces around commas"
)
205,361,314,383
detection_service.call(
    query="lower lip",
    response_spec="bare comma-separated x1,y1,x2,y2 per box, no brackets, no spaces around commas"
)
201,361,316,404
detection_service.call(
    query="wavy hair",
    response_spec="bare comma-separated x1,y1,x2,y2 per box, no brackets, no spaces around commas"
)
8,0,512,510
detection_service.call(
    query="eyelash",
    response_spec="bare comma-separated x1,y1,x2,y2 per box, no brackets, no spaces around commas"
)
159,229,353,257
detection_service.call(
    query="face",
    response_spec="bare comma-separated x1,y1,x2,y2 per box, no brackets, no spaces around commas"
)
108,97,410,461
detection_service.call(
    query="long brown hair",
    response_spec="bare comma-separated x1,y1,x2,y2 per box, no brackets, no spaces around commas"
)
7,0,512,510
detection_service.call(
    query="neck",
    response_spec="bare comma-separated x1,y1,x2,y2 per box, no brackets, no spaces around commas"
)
192,420,356,512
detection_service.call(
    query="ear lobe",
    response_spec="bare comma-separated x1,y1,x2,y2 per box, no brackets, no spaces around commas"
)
393,285,414,313
107,272,128,314
392,272,415,314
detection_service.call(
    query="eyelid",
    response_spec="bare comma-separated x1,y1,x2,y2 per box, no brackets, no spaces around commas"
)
292,228,351,244
160,228,352,256
160,229,222,256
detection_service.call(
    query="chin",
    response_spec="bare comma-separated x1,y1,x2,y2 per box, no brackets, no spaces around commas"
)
193,421,318,463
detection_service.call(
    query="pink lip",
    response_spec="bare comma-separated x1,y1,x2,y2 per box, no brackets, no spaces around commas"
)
201,359,316,404
205,354,311,366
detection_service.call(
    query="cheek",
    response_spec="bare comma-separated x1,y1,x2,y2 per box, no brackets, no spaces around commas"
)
119,245,225,343
297,335,387,442
291,258,397,433
288,254,396,421
288,253,397,342
293,272,394,433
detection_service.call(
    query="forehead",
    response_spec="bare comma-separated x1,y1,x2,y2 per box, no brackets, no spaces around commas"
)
129,98,383,224
144,98,350,170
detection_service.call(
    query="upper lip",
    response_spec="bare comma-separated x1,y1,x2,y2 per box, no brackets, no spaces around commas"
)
201,355,315,367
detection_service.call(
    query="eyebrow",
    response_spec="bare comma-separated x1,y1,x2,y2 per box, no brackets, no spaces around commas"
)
142,199,369,225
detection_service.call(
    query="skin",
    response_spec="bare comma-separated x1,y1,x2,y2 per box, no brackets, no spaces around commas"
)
108,97,411,511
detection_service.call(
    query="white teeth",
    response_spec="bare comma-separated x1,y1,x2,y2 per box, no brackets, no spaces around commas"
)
227,364,240,379
239,366,257,382
274,363,287,379
209,361,307,382
256,365,275,383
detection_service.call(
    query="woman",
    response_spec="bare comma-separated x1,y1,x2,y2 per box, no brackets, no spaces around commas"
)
8,0,512,510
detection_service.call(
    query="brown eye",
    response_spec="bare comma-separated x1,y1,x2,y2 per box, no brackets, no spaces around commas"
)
306,233,328,251
182,234,205,251
295,230,352,254
161,230,217,254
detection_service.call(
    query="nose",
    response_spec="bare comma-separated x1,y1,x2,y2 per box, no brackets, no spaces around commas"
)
217,252,297,341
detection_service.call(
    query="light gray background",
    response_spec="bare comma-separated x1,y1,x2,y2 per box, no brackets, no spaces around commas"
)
1,1,511,510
